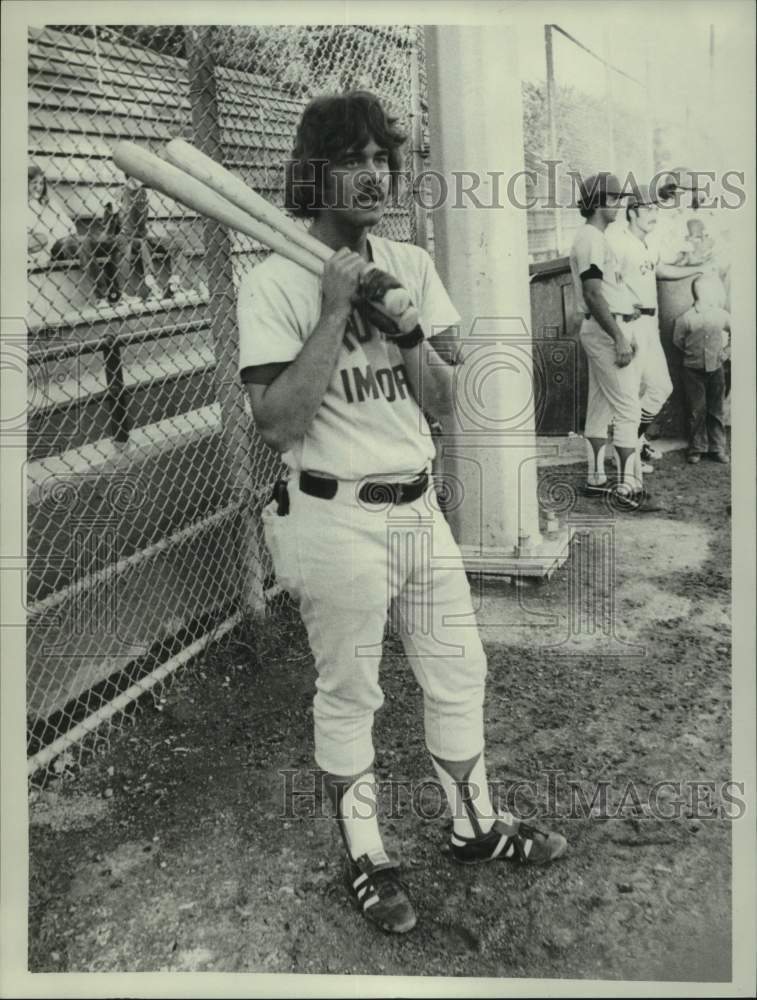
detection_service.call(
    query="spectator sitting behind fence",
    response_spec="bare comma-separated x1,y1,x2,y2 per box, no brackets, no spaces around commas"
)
673,274,730,465
28,164,122,307
105,173,174,304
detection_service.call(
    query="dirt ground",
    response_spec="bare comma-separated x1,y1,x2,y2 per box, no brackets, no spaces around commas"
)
28,449,734,982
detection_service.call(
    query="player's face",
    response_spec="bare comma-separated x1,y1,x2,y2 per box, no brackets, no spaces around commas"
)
325,138,392,227
600,193,621,222
636,204,658,234
28,175,45,200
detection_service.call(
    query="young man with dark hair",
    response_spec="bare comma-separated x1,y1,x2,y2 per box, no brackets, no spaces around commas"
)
606,184,705,472
569,172,660,511
237,91,567,935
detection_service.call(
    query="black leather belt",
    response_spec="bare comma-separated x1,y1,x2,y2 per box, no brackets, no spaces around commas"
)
584,310,655,320
299,470,429,505
584,312,636,322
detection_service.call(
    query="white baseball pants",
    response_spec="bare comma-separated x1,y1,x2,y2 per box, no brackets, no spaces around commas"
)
580,317,643,447
636,315,673,419
262,475,488,777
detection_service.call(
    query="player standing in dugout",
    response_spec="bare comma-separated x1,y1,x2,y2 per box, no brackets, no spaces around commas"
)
605,182,706,474
237,91,567,935
570,172,661,511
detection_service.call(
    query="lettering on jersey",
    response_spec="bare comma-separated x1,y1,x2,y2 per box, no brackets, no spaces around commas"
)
343,310,373,352
340,363,412,405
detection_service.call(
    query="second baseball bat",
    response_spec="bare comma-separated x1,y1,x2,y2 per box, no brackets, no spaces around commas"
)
112,141,324,277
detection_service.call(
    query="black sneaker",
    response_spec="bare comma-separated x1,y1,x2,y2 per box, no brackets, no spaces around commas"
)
449,817,567,866
346,852,416,934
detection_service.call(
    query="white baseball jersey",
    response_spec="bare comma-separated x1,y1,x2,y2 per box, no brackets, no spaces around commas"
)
605,222,661,309
238,235,460,481
569,223,631,316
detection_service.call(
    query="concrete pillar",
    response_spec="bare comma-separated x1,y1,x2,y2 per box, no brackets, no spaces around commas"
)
424,26,569,577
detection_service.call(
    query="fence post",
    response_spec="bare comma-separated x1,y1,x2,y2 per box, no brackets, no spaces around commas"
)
544,25,563,256
409,37,428,251
184,26,265,614
103,336,131,443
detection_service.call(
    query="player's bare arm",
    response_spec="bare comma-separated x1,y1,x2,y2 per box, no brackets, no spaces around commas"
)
397,335,456,418
656,263,704,280
247,249,364,452
582,278,635,368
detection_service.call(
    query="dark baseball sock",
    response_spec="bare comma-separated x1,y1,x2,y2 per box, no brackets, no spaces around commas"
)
638,415,654,439
430,751,506,839
585,437,608,485
614,445,638,493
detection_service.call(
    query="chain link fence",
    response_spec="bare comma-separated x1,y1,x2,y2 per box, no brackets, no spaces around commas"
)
26,23,428,777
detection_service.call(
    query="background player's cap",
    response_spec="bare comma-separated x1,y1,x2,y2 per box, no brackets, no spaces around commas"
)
655,166,699,200
626,182,657,207
577,172,629,209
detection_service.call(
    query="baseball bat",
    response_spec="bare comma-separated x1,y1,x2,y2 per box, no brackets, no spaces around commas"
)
164,138,413,322
112,141,323,277
166,138,332,265
112,141,419,333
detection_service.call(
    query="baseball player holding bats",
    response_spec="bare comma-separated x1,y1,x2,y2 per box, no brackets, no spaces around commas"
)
237,91,567,934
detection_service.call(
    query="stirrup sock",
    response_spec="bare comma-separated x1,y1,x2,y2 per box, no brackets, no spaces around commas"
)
431,753,511,839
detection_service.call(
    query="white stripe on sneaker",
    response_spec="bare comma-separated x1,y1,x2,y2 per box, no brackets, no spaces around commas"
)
523,838,533,858
353,872,368,889
357,884,369,900
504,841,515,859
363,895,379,910
491,835,507,859
450,835,467,847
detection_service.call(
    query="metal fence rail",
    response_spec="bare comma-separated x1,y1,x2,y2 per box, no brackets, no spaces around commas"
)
26,23,428,775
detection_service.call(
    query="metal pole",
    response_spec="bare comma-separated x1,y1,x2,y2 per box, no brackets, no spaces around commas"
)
103,338,130,443
409,36,429,251
544,26,563,256
603,28,616,169
185,26,265,613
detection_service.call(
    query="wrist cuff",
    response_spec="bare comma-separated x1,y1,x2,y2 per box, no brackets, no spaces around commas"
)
393,326,424,350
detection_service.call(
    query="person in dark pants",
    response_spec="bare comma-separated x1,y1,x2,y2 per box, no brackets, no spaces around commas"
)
672,275,731,464
28,164,124,305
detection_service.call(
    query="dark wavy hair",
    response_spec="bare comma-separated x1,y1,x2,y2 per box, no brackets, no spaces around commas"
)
28,164,49,202
285,91,407,217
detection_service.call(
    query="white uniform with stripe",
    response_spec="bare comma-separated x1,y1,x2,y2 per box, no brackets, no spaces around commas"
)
606,220,673,420
238,235,488,777
569,223,642,448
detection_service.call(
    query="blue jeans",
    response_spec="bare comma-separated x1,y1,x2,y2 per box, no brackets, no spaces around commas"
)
681,366,726,455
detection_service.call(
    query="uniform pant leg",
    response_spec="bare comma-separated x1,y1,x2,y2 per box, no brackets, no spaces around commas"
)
580,320,641,446
580,323,613,440
395,498,487,762
639,317,673,418
280,482,399,777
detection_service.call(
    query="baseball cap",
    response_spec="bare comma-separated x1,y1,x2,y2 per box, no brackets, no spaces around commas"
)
654,167,700,200
625,182,657,207
577,172,629,209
